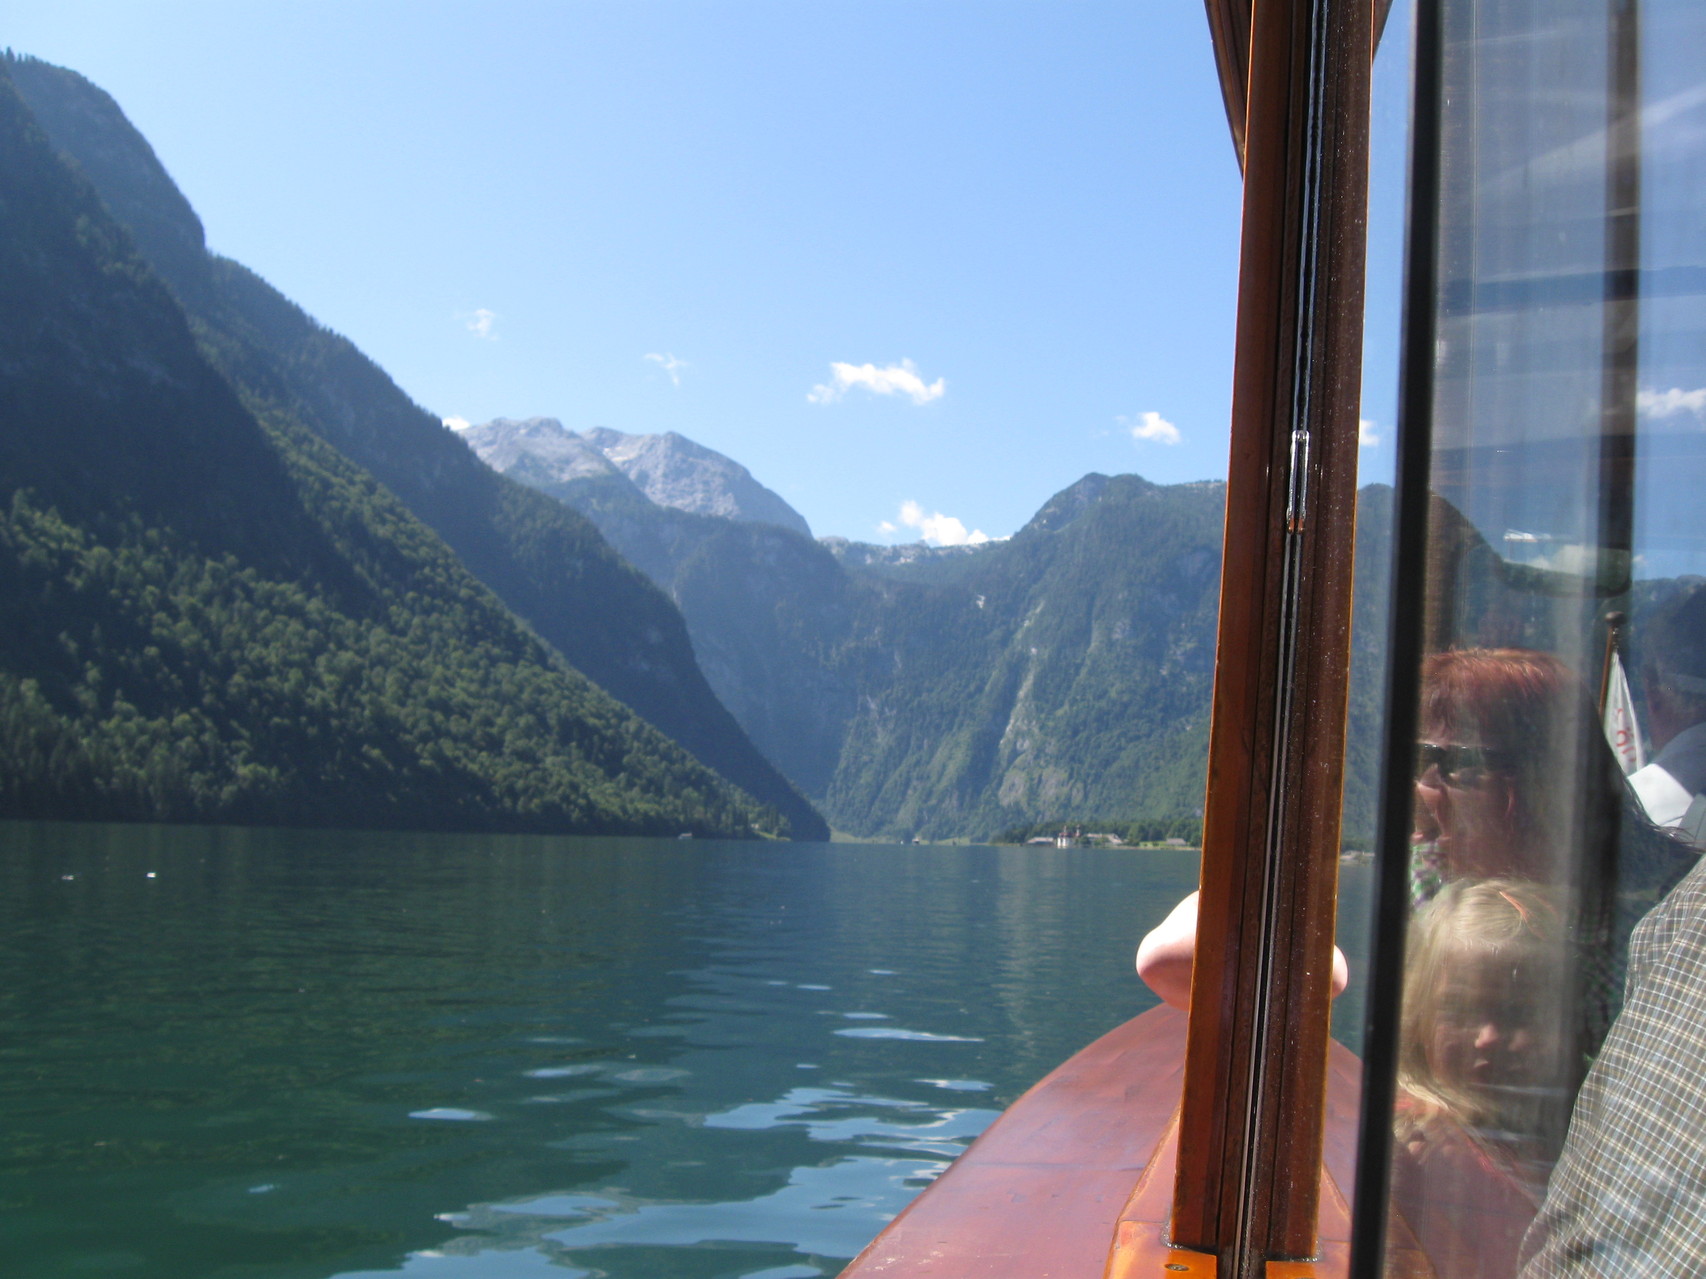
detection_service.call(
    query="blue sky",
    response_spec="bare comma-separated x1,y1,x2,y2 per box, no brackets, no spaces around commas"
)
11,1,1405,543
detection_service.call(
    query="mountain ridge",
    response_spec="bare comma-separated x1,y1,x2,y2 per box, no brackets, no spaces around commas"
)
5,49,1398,846
481,446,1395,841
0,61,785,838
464,417,813,537
7,53,827,841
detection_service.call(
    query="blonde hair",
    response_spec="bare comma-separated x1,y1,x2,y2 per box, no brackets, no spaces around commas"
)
1397,877,1569,1143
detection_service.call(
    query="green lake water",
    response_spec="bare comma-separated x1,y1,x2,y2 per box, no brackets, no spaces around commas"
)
0,823,1371,1278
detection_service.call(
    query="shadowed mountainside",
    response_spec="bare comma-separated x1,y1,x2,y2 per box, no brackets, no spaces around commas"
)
7,53,826,841
0,63,788,838
497,450,1397,841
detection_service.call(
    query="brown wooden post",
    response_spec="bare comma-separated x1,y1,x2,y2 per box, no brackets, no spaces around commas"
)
1203,0,1254,170
1171,0,1372,1274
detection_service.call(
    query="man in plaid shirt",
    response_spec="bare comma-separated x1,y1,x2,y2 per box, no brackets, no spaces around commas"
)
1520,850,1706,1275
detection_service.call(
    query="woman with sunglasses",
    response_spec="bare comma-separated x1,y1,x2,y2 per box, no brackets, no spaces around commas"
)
1139,649,1578,1008
1140,648,1691,1024
1409,649,1587,904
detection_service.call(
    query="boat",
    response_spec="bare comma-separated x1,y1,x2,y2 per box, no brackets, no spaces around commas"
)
842,0,1704,1274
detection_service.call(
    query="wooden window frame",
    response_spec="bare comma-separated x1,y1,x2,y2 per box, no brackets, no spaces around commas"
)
1174,1,1375,1275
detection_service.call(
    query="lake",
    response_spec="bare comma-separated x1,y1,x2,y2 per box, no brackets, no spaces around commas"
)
0,823,1371,1278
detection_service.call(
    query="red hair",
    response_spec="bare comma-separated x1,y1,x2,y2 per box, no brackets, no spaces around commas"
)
1420,649,1578,755
1419,648,1616,870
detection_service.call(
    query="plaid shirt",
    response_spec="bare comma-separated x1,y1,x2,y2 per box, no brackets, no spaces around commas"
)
1520,853,1706,1276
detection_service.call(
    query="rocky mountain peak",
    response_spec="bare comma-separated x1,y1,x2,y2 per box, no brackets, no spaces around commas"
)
469,420,812,537
1022,473,1120,535
458,417,628,487
581,427,811,536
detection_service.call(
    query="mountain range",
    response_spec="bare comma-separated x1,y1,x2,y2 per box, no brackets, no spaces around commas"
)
0,58,795,838
6,53,826,841
471,417,1398,842
4,50,1402,845
459,418,812,537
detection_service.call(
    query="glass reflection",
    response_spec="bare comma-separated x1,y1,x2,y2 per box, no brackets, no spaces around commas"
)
1627,585,1706,836
1376,0,1706,1272
1393,880,1573,1277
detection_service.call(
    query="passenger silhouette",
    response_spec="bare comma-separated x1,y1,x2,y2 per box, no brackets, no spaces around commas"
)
1629,583,1706,841
1391,879,1576,1279
1519,851,1706,1276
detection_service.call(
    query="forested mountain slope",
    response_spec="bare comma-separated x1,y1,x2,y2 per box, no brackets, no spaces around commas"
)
6,53,826,841
490,440,1394,841
513,460,865,797
0,64,787,838
842,478,1389,842
824,476,1230,838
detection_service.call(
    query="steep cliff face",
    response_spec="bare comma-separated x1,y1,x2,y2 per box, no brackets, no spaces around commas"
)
483,448,1396,842
8,54,827,841
0,62,789,838
582,425,813,535
816,476,1232,840
511,461,1228,838
464,417,812,535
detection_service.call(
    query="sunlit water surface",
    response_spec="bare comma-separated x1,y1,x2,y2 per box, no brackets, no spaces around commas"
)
0,824,1370,1278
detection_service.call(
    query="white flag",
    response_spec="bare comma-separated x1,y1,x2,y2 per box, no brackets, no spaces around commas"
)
1604,650,1646,775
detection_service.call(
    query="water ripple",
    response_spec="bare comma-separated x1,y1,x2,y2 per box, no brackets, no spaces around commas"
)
832,1027,984,1042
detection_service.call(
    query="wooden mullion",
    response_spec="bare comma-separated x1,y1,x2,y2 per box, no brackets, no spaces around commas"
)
1203,0,1255,169
1171,0,1372,1274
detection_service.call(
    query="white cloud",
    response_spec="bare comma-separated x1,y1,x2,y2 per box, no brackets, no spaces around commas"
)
443,416,472,431
465,308,497,340
886,499,990,547
809,359,945,406
1638,387,1706,420
1122,410,1181,446
645,351,687,387
1359,418,1380,447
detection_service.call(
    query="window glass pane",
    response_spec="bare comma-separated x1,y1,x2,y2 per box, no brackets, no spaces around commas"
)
1336,0,1416,1058
1375,0,1706,1274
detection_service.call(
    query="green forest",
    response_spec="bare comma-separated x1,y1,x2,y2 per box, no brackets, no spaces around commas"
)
0,60,790,839
538,467,1396,843
3,51,825,841
0,50,1398,847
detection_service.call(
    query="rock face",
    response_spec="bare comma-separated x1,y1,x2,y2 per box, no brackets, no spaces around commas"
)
590,427,812,535
458,418,633,489
467,418,812,537
481,452,1398,843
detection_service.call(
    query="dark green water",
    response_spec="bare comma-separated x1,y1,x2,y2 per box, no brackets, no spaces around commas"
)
0,823,1371,1279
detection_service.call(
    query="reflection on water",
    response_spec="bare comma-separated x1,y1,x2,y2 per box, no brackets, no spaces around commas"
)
0,822,1366,1278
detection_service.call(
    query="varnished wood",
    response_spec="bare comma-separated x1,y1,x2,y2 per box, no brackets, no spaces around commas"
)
1172,0,1372,1272
1202,0,1253,168
838,1005,1189,1278
1104,1040,1376,1279
843,1009,1389,1279
1203,0,1397,172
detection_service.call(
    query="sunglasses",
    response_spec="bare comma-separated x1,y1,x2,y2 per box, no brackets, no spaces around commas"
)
1415,742,1515,785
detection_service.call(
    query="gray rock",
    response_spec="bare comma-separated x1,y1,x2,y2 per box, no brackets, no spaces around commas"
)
463,419,812,538
583,427,812,537
459,417,629,486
